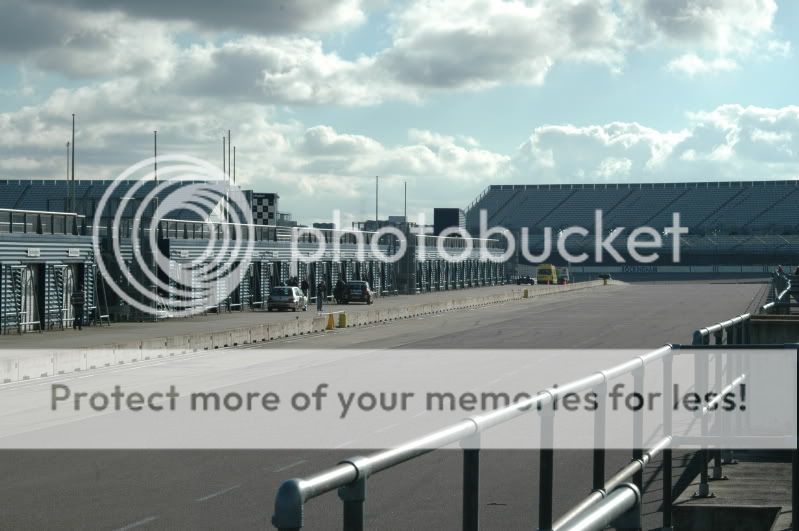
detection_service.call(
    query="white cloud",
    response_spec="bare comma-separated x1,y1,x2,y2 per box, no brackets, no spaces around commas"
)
2,0,788,106
666,53,738,76
514,104,799,183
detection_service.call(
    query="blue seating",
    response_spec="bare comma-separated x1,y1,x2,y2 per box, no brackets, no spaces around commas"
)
466,181,798,236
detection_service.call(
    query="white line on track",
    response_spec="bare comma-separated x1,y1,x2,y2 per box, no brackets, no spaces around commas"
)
334,440,354,449
375,423,399,433
272,460,308,473
195,484,240,502
113,515,159,531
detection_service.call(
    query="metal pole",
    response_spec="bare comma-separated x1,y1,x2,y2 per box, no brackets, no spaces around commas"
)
404,180,407,221
462,445,480,531
375,175,379,227
593,381,607,492
631,367,644,531
538,405,555,531
694,351,713,498
663,352,674,530
712,351,725,479
338,477,366,531
233,146,236,184
154,130,157,181
71,114,75,212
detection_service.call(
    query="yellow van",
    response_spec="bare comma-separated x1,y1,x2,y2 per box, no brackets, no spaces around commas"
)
537,263,558,285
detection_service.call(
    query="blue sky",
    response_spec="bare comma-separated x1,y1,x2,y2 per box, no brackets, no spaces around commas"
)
0,0,797,223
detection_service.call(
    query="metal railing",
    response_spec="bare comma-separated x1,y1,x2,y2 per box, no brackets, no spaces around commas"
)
272,345,674,531
693,273,792,346
272,341,794,531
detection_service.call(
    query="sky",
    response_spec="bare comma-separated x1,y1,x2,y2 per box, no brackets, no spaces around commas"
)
0,0,797,224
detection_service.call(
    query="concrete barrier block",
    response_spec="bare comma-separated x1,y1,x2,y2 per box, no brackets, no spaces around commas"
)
164,335,191,354
298,319,313,335
313,315,329,332
115,347,142,364
230,328,250,346
53,350,85,374
18,355,54,379
190,333,214,351
140,337,168,351
211,330,232,349
250,325,266,342
0,358,18,383
84,345,115,369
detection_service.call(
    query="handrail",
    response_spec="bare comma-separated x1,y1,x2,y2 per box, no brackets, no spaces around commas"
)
271,345,672,530
694,273,792,344
553,436,670,530
556,483,641,531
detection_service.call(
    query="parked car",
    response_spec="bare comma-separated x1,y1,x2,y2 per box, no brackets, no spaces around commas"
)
516,275,536,285
598,273,612,280
557,267,570,285
267,286,308,312
339,280,375,304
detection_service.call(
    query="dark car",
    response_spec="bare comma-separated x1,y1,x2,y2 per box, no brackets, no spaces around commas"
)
339,281,375,304
516,275,536,285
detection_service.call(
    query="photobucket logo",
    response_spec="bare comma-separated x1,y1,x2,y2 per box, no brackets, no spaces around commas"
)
92,155,254,318
290,209,688,265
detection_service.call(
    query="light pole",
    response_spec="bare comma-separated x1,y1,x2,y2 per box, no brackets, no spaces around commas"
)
153,130,157,181
66,141,70,181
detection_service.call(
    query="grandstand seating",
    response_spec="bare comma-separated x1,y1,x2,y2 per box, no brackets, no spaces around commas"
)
0,180,223,221
466,181,799,236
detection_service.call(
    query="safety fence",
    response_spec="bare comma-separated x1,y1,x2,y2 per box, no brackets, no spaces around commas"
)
272,340,796,531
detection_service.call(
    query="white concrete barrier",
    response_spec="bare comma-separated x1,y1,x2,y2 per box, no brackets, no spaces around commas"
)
190,333,214,351
211,331,232,349
312,316,327,333
115,347,142,364
18,355,54,380
230,328,250,346
0,359,17,383
53,350,85,374
85,345,116,369
164,335,191,354
250,325,267,342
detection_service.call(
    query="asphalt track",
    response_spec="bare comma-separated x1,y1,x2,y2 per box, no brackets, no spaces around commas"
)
0,280,765,530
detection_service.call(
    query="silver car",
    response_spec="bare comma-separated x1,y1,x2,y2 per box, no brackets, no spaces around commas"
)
267,286,308,312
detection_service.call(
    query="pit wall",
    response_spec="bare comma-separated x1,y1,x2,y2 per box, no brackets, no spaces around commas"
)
0,280,616,383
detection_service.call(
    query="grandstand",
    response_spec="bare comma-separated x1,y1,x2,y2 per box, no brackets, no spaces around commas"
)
0,179,229,221
465,180,799,268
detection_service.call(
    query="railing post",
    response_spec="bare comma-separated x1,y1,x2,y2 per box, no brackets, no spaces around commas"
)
694,350,714,498
593,380,607,493
538,399,555,531
338,476,367,531
711,351,726,480
793,449,797,531
272,479,305,531
630,366,644,531
662,350,674,530
462,432,481,531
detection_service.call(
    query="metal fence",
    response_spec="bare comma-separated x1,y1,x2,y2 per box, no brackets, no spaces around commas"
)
271,344,796,530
